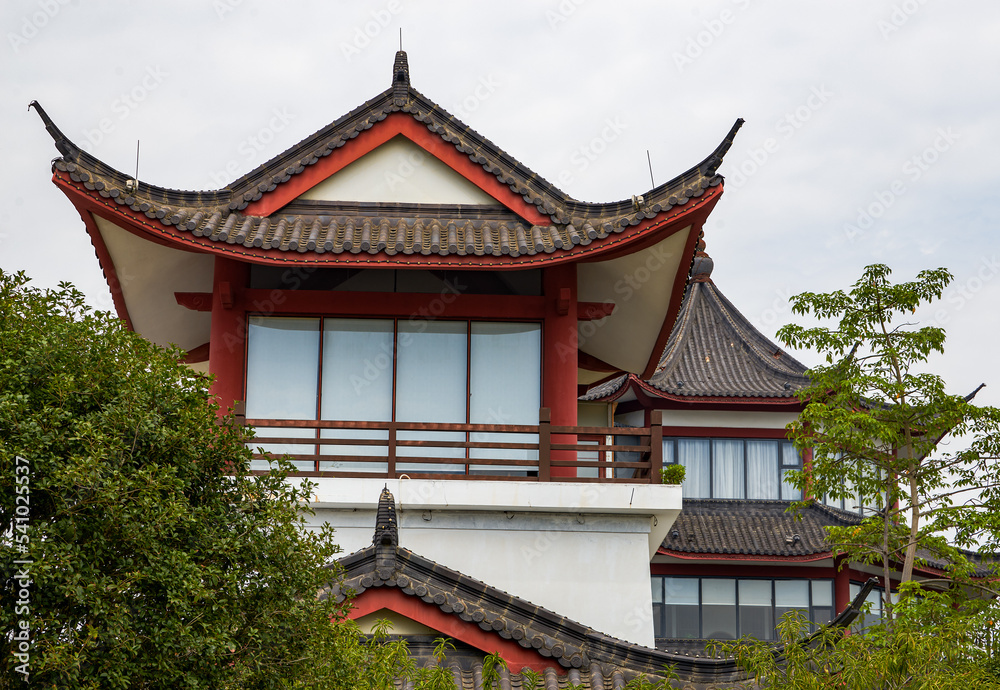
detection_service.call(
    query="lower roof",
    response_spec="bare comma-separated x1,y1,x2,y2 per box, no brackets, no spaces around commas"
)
326,489,871,685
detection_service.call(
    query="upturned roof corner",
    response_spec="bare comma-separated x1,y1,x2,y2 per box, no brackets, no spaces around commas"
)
34,52,744,267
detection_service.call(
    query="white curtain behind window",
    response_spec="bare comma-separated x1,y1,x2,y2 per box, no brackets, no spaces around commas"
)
678,439,710,498
746,440,778,499
713,439,744,499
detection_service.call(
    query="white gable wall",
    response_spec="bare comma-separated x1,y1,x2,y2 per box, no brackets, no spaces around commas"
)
297,136,502,205
300,477,682,647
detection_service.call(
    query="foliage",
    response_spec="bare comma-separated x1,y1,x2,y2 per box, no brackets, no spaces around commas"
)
777,264,1000,601
714,588,1000,689
0,271,353,689
660,463,686,485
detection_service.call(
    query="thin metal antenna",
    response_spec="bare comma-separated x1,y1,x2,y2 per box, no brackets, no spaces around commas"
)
646,149,655,188
399,28,402,51
125,140,141,195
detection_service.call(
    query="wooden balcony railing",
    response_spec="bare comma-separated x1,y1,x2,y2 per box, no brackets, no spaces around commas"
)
235,407,663,484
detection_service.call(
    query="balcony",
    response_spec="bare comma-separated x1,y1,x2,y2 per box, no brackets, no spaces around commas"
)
237,407,664,483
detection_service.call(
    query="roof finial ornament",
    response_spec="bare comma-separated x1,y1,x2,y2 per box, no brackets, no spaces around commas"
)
373,486,400,575
691,237,714,282
392,49,410,106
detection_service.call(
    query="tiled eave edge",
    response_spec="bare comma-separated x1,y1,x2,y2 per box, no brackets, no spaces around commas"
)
658,550,834,562
582,373,807,408
33,98,740,234
52,168,722,268
330,545,753,681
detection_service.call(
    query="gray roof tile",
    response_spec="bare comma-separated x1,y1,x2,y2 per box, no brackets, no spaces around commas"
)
32,54,743,264
326,490,872,686
582,251,810,402
661,499,860,558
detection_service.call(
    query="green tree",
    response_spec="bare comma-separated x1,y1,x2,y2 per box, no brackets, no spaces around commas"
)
777,264,1000,604
0,270,354,688
715,264,1000,687
716,589,1000,689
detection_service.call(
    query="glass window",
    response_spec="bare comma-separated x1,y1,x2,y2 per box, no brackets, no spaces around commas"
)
652,576,835,642
822,459,884,516
245,317,321,471
396,322,469,472
469,323,541,473
713,440,744,499
657,577,700,639
739,580,774,639
677,439,710,499
663,438,802,501
245,316,541,475
747,440,779,499
702,579,737,640
319,319,394,472
849,582,897,629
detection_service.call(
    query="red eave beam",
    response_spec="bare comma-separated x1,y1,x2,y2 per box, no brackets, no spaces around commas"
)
348,587,557,674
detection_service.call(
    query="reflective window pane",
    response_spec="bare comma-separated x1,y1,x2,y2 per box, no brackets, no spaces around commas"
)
469,323,540,472
246,317,320,420
739,579,774,640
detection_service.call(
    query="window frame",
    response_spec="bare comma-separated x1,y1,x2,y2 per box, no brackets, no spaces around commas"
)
244,314,543,473
662,437,803,501
652,575,835,641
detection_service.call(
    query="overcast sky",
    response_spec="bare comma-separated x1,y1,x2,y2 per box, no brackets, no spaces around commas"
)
3,0,999,415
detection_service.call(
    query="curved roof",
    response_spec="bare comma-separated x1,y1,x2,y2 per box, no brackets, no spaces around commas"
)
582,253,810,403
33,51,743,268
660,499,861,559
328,489,872,685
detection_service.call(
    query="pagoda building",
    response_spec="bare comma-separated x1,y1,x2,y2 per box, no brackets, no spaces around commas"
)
34,51,894,685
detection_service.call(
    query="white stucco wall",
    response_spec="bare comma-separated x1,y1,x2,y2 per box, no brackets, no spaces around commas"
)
299,477,681,647
298,136,501,205
660,409,799,430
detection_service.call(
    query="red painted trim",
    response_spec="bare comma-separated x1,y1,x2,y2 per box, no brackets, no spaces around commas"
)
209,258,248,412
69,202,134,330
577,301,615,320
241,289,545,320
652,563,837,579
834,555,851,613
577,352,620,374
52,171,722,270
245,113,550,224
661,427,791,439
175,292,213,312
544,264,578,478
657,550,834,563
348,587,559,674
183,342,210,364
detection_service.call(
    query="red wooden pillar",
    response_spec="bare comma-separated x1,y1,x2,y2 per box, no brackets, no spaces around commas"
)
543,264,578,478
834,555,851,615
208,257,249,415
